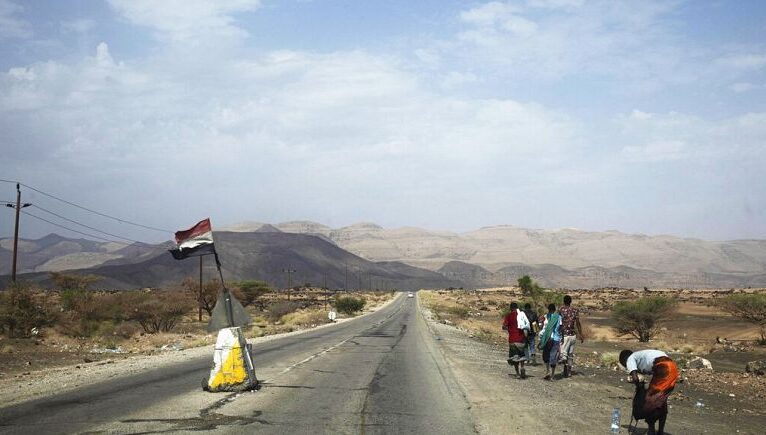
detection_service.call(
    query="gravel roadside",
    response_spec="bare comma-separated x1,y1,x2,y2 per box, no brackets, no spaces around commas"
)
418,296,766,435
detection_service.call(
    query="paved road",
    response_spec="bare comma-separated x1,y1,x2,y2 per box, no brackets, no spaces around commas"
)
0,294,476,434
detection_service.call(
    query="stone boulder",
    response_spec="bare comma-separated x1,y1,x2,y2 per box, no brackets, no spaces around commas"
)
687,357,713,370
745,360,766,376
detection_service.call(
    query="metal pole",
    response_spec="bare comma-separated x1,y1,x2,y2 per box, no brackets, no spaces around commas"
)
344,264,348,292
282,267,295,301
11,184,21,283
213,252,233,327
199,255,203,321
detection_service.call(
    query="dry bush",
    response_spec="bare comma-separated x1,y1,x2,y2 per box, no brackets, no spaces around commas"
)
50,272,100,291
114,321,141,339
0,283,57,338
720,293,766,343
600,352,619,367
281,310,328,327
125,290,194,333
267,301,300,322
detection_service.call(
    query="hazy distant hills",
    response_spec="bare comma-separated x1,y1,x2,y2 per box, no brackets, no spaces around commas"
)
224,221,766,288
0,232,458,291
2,221,766,289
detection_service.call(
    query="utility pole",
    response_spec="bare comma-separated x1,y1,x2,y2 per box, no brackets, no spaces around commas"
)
323,273,328,310
198,255,203,321
6,183,31,283
344,263,348,292
282,267,296,301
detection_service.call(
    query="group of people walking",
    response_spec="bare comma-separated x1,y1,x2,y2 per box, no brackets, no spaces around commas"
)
501,293,679,435
502,295,582,380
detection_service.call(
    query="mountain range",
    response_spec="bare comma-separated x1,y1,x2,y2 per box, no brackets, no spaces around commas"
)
1,221,765,289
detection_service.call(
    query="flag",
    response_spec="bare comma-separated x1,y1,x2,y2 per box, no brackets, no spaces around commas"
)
169,218,216,260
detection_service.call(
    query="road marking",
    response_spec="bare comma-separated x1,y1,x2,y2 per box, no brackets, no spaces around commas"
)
272,337,352,379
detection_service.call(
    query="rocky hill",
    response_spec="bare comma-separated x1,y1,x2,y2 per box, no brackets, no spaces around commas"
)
1,232,458,291
4,221,766,289
224,221,766,288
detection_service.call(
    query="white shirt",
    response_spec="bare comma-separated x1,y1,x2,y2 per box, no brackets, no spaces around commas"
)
626,350,668,374
515,309,530,330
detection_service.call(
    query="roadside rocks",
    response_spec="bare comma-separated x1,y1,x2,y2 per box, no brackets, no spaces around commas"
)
746,360,766,376
687,357,713,370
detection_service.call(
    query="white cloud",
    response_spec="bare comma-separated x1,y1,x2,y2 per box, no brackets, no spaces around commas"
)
108,0,261,43
0,42,582,208
0,0,31,39
616,109,766,163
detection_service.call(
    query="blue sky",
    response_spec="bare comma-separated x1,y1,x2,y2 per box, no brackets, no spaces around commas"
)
0,0,765,243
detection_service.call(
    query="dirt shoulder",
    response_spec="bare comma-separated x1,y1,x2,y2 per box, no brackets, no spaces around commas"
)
0,292,400,408
419,295,766,435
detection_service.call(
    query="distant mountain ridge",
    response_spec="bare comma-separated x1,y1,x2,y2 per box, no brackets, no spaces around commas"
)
3,221,766,289
0,232,458,291
224,221,766,276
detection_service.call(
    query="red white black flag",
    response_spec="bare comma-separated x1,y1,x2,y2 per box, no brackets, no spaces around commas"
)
169,218,216,260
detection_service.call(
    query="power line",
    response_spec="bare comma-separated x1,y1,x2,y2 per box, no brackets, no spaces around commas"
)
29,204,153,246
0,181,174,233
20,209,156,247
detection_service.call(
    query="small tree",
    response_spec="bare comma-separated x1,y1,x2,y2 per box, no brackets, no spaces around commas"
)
236,280,271,307
611,296,678,342
0,283,56,338
335,296,366,315
182,278,222,316
126,290,193,333
721,293,766,343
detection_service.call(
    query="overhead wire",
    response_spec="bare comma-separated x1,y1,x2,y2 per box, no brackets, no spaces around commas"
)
21,209,138,245
29,204,156,247
1,179,171,246
16,182,173,233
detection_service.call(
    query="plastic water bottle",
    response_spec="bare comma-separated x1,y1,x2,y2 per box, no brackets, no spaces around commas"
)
610,407,621,433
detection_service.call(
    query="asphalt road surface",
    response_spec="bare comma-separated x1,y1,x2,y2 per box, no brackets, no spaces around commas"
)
0,294,477,434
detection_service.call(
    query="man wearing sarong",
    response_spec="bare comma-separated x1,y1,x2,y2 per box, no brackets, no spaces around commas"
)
502,302,530,379
619,349,680,434
537,303,561,381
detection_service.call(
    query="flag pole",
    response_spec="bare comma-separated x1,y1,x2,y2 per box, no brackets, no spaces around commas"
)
213,251,234,328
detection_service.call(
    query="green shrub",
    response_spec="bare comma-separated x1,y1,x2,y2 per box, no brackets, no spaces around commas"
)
335,296,366,315
611,296,678,342
235,280,271,307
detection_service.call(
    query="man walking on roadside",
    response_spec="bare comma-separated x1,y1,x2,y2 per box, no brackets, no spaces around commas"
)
538,303,561,381
523,303,539,365
558,295,583,378
502,302,530,379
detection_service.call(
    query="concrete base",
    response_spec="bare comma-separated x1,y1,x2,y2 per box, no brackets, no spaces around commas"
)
204,327,259,392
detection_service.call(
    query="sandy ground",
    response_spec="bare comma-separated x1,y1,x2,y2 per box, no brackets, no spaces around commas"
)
418,295,766,434
0,293,400,408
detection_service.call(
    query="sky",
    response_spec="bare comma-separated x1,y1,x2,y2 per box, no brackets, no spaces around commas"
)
0,0,765,244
